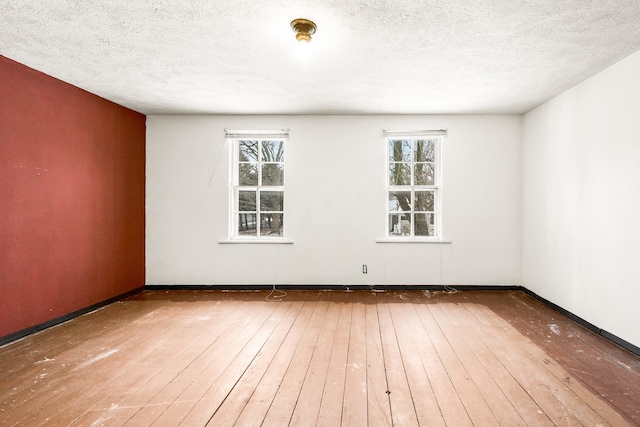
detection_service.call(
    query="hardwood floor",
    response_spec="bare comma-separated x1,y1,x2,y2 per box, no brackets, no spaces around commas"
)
1,289,638,426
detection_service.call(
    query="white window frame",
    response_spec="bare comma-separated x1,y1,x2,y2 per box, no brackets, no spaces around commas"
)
384,130,446,241
227,130,288,242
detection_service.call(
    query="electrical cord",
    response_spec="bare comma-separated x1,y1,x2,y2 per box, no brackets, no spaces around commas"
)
266,284,287,302
266,242,286,302
440,241,457,294
208,138,228,187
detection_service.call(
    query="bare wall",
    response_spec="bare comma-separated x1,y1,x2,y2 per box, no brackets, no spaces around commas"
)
0,56,146,338
146,115,521,287
523,49,640,349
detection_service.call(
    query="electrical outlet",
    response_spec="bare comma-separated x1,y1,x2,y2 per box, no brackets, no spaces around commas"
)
362,264,368,274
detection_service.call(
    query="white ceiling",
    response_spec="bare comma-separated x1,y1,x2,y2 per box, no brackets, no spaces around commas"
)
2,0,640,115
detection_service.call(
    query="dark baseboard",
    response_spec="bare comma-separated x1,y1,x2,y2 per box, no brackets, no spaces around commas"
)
144,284,523,291
600,330,640,356
520,287,640,357
0,287,144,347
519,287,602,334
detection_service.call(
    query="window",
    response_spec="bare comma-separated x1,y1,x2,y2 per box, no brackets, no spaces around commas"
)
228,130,287,239
386,130,445,238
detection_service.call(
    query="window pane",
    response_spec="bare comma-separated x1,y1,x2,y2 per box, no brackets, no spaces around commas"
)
415,139,436,162
415,213,435,236
389,214,401,235
260,191,283,211
261,213,283,237
239,140,258,162
262,140,284,162
414,163,435,185
389,191,411,213
239,163,258,186
389,164,411,185
238,191,256,211
389,213,411,236
238,213,257,236
414,191,435,211
262,164,284,186
389,139,411,162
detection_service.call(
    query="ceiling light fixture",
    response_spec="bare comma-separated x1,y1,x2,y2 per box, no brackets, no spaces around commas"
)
290,18,317,43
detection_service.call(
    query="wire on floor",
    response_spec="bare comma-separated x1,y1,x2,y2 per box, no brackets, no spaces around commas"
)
443,284,458,294
266,284,287,302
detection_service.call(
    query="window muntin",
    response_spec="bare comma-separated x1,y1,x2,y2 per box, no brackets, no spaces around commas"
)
232,138,285,238
387,137,441,238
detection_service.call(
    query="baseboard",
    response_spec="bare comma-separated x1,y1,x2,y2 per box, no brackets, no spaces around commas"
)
0,287,144,347
144,284,523,291
520,287,640,357
599,330,640,356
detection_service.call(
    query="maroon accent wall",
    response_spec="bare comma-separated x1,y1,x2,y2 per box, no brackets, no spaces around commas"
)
0,56,145,338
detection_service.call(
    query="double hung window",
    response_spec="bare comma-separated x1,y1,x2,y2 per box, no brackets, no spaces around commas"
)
228,130,287,239
386,130,445,238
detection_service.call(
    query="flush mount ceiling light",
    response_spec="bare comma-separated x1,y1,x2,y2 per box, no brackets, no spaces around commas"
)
290,18,317,43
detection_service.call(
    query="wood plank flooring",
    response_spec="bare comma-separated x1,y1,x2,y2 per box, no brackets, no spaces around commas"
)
0,289,639,426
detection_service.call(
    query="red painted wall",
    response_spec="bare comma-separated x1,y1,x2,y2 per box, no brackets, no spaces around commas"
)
0,56,145,338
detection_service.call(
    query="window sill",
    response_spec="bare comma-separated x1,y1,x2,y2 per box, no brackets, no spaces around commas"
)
376,238,452,244
219,239,294,244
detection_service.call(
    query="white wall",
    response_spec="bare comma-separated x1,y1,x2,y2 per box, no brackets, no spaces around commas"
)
523,50,640,348
146,115,521,287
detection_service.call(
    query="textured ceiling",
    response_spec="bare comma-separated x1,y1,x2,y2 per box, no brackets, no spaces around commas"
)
2,0,640,115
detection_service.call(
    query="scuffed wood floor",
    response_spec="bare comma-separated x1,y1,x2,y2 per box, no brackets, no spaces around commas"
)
0,290,638,426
